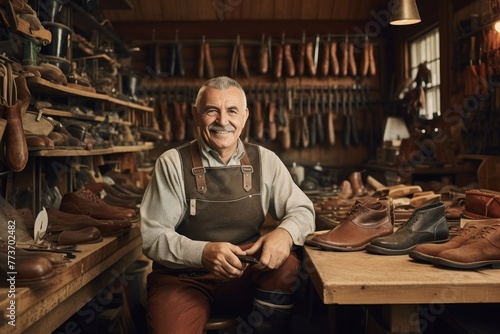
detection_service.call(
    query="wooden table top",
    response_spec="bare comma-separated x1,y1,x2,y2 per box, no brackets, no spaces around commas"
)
303,244,500,305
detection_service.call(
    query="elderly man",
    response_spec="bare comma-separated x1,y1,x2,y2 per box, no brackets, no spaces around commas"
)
140,76,315,333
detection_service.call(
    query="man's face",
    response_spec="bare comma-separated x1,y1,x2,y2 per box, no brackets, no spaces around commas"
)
193,87,249,156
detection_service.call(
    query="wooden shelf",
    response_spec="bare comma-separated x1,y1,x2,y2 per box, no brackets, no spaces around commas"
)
0,225,142,334
29,142,154,157
38,108,134,125
27,77,153,113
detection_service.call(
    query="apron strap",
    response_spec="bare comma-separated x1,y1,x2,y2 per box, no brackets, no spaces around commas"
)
189,140,253,194
190,141,207,195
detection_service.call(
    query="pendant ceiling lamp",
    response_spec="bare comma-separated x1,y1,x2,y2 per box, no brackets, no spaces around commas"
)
390,0,421,25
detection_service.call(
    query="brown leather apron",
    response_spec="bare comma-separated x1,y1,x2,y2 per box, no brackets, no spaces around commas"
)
176,140,264,245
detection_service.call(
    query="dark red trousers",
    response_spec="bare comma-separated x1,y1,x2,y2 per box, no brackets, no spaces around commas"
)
146,251,300,334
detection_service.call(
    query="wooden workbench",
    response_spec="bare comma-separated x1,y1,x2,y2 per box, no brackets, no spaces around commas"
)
303,243,500,333
0,224,143,334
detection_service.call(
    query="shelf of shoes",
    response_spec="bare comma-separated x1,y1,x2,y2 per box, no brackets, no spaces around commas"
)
38,107,134,126
29,141,154,157
0,224,142,334
26,76,153,113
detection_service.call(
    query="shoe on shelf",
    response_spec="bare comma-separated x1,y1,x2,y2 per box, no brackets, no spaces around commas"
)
47,207,132,237
0,249,56,288
46,226,103,245
60,189,138,222
366,202,449,255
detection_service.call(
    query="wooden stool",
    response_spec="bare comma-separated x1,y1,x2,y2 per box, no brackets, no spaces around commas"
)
203,315,238,333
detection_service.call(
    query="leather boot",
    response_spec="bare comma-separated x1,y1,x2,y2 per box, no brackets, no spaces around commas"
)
463,189,500,219
366,202,449,255
431,223,500,269
409,219,500,263
3,100,28,171
249,289,294,334
309,198,394,251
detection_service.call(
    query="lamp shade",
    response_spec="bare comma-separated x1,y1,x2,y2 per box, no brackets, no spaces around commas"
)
390,0,421,25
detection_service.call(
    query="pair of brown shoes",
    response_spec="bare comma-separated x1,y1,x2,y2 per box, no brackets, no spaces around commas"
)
47,208,131,237
409,219,500,269
59,188,138,222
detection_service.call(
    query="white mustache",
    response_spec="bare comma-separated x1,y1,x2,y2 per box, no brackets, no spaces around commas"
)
209,124,235,132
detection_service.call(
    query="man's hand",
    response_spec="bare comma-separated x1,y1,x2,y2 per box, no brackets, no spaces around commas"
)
245,228,293,271
201,242,248,279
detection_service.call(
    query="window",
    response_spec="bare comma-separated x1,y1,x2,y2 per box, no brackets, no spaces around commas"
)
409,28,440,119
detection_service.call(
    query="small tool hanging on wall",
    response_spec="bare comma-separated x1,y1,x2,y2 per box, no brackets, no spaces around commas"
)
230,34,250,78
198,36,214,78
168,30,185,76
283,33,296,77
259,33,269,74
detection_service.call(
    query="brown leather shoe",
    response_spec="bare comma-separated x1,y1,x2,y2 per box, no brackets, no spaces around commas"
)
463,189,500,219
47,207,132,236
48,226,103,245
15,247,67,270
430,223,500,269
60,189,138,222
309,198,394,251
409,219,499,263
0,250,56,288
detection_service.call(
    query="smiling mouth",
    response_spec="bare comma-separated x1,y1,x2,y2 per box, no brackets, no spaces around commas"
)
211,130,232,134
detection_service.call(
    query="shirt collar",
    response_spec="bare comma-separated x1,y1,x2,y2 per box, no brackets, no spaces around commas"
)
198,138,245,166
